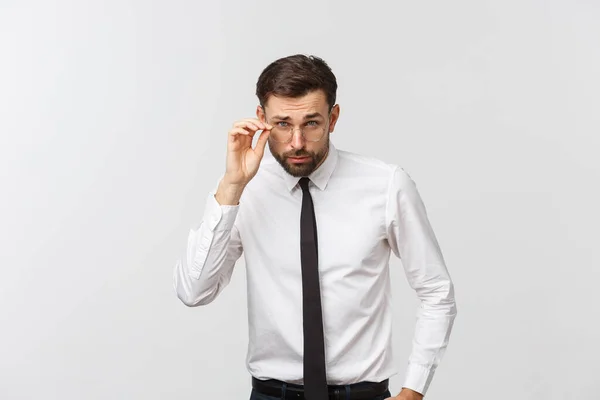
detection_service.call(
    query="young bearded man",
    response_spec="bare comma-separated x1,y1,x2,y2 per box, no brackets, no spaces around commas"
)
174,54,457,400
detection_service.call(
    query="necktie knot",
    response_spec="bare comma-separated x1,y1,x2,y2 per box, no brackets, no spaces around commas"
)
299,177,311,192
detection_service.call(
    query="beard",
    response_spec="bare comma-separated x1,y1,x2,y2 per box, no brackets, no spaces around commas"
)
269,140,330,177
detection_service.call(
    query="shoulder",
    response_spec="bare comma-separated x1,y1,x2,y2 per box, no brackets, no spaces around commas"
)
335,148,402,180
334,148,418,197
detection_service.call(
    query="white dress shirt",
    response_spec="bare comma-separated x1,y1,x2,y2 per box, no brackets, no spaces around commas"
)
173,141,457,395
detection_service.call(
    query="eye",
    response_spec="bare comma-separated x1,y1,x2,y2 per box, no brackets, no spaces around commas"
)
277,121,289,127
306,120,319,126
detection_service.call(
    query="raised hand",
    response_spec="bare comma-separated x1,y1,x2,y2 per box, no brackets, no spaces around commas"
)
215,118,272,205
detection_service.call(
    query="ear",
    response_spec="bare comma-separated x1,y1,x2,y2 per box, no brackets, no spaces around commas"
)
256,105,266,123
328,104,341,133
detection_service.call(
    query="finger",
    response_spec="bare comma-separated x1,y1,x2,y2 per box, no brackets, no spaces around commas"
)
242,118,273,132
254,129,270,157
233,122,258,132
243,118,268,131
233,120,260,132
229,127,252,137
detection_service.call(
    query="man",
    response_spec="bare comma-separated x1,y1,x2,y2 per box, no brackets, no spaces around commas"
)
174,54,457,400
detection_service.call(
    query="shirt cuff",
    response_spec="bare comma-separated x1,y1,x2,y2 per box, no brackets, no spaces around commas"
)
204,192,239,232
402,363,434,396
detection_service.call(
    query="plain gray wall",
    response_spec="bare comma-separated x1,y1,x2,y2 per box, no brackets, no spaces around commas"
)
1,0,598,399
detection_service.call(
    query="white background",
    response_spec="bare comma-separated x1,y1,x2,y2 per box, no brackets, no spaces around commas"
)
1,1,599,399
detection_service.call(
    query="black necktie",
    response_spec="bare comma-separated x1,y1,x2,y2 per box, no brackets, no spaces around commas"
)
298,177,328,400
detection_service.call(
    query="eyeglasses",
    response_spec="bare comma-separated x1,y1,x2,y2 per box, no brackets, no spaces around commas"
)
266,116,330,144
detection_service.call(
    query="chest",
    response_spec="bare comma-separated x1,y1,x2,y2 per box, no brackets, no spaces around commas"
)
237,184,389,277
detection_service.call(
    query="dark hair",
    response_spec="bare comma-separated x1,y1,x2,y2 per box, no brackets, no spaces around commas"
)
256,54,338,110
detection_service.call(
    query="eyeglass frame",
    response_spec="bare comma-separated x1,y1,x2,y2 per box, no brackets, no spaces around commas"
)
264,111,333,144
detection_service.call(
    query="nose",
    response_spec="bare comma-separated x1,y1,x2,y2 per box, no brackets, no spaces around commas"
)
289,128,306,149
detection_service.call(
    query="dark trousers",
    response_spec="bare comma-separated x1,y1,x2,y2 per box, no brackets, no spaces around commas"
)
249,388,392,400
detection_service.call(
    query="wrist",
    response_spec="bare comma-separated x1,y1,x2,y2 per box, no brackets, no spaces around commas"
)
215,178,246,205
395,387,423,400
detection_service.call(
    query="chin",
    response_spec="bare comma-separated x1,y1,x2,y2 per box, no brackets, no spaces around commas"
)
284,163,315,177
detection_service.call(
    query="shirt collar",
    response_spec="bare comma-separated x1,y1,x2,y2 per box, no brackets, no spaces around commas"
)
279,140,338,192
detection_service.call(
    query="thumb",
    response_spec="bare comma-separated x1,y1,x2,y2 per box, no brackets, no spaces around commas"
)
254,129,271,157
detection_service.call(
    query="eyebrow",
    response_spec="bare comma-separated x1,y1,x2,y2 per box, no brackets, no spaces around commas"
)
271,112,324,121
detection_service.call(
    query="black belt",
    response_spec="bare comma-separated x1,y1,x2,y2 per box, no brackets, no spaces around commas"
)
252,377,389,400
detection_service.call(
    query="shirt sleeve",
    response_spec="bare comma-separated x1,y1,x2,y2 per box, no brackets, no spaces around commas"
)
173,189,243,307
385,166,457,396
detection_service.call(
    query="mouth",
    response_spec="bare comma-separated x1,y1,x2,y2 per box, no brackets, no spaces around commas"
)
287,156,311,164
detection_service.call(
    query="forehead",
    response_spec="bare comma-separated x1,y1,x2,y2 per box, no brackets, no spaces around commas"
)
264,89,329,117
